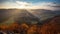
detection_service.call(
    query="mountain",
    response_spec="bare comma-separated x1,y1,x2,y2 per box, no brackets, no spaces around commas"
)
0,9,60,25
41,15,60,34
30,9,60,21
0,9,60,34
14,9,40,24
0,9,40,25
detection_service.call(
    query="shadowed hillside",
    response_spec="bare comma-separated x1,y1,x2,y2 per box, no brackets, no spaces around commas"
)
41,15,60,34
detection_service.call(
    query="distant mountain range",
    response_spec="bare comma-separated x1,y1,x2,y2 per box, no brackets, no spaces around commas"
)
30,9,60,20
0,9,60,25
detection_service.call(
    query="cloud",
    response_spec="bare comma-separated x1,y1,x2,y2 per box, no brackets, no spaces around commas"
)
0,1,32,9
0,0,8,2
0,2,20,9
0,1,60,10
16,1,31,6
49,3,60,8
30,2,60,10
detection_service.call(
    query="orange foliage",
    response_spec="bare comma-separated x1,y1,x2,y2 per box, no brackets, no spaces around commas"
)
0,16,60,34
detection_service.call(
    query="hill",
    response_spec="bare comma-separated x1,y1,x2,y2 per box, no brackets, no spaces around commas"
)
41,15,60,34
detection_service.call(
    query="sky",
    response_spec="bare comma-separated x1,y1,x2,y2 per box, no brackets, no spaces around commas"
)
0,0,60,10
